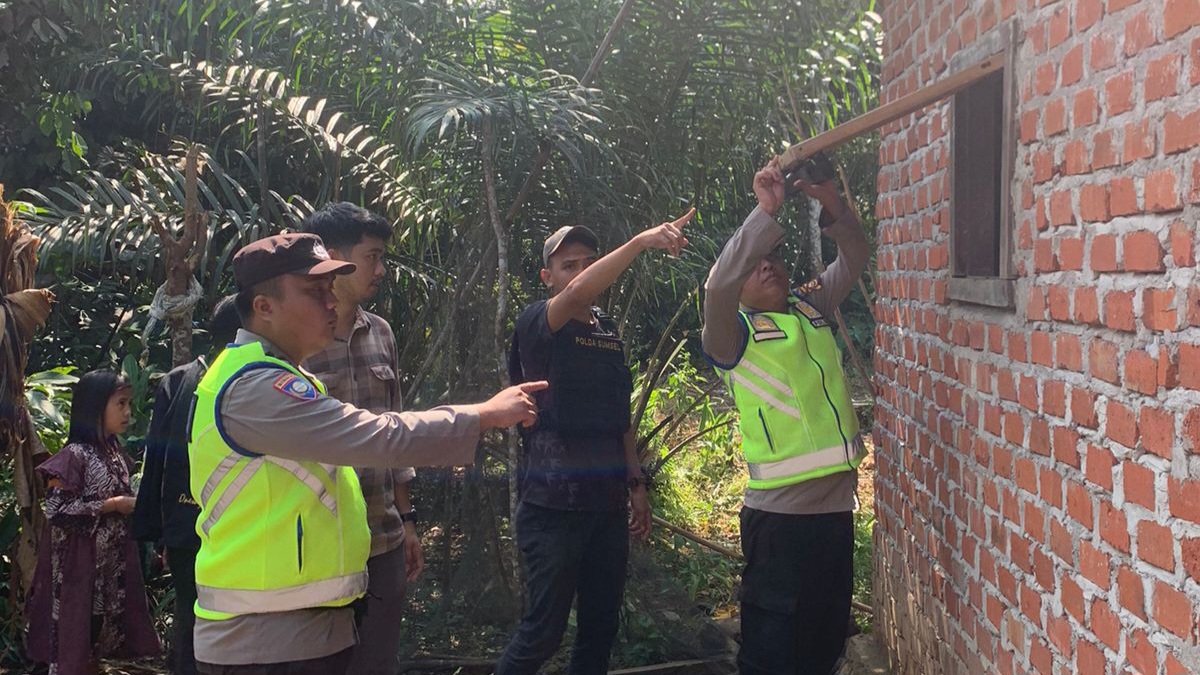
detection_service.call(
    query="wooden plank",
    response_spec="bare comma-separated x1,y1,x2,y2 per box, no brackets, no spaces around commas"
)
776,53,1007,169
608,657,734,674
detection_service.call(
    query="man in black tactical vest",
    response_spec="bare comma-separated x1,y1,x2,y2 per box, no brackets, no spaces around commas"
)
497,209,694,675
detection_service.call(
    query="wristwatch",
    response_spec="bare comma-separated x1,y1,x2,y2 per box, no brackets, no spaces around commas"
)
399,510,419,524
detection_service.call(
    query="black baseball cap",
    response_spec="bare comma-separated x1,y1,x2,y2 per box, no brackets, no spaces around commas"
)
542,225,600,266
233,233,356,290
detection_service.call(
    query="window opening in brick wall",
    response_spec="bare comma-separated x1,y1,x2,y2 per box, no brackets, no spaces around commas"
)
948,43,1016,308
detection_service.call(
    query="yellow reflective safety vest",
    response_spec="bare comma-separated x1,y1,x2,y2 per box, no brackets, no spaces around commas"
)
716,295,865,490
188,341,369,621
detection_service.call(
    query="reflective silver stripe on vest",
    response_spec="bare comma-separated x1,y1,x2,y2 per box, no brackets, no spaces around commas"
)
738,357,794,399
201,462,262,535
263,457,339,516
747,443,855,481
728,370,803,420
196,571,367,615
200,454,241,505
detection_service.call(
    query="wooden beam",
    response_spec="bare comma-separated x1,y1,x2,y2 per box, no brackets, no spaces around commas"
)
776,52,1007,169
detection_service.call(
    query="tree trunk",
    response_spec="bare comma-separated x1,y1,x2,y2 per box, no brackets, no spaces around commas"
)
152,146,208,367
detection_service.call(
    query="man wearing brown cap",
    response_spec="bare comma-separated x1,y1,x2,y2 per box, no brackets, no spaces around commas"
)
497,210,693,675
188,232,546,675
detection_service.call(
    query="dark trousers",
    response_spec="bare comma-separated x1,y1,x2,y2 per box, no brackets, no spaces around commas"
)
495,503,629,675
168,547,199,675
737,508,854,675
347,544,408,675
196,648,352,675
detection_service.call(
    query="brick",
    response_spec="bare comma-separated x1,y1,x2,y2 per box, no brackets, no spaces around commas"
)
1103,290,1135,331
1067,480,1094,525
1168,654,1190,675
1155,582,1194,638
1165,0,1200,38
1124,350,1159,395
1021,109,1040,144
1033,149,1055,184
1064,141,1090,176
1089,338,1120,384
1165,109,1200,154
1169,476,1200,524
1170,221,1195,266
1181,343,1200,390
1076,639,1106,675
1089,604,1123,659
1138,520,1175,571
1045,97,1067,136
1060,45,1084,87
1048,285,1072,321
1049,190,1073,227
1124,11,1159,56
1124,231,1166,272
1106,399,1138,447
1073,87,1099,128
1091,33,1118,72
1126,629,1158,675
1036,62,1057,96
1100,500,1132,553
1121,461,1156,509
1048,5,1070,48
1034,238,1057,272
1144,287,1177,331
1056,333,1081,370
1146,169,1182,213
1160,348,1180,388
1193,158,1200,204
1141,406,1175,459
1184,408,1200,452
1094,129,1120,168
1080,540,1112,589
1077,0,1104,30
1184,536,1200,582
1110,176,1139,215
1123,119,1156,162
1085,443,1114,490
1079,183,1107,220
1044,380,1067,416
1118,564,1147,619
1104,71,1135,116
1145,53,1181,101
1074,287,1100,325
1054,426,1081,467
1090,234,1119,272
1031,332,1053,366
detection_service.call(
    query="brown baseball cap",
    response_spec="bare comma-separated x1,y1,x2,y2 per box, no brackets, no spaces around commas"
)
542,225,600,266
233,233,356,290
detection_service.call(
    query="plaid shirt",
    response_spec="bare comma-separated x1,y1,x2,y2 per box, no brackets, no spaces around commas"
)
304,308,414,557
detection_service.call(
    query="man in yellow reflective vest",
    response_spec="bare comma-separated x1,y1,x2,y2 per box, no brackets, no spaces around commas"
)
189,232,547,675
702,158,869,675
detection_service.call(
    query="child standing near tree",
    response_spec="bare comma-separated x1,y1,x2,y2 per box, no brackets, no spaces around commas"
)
26,370,159,675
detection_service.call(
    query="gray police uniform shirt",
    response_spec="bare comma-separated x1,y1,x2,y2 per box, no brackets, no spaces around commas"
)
194,329,481,666
701,206,869,515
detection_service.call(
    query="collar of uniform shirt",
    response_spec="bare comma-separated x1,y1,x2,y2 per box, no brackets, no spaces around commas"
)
233,328,304,369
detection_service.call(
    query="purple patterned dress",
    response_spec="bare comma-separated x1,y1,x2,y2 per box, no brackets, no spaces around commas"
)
26,441,160,674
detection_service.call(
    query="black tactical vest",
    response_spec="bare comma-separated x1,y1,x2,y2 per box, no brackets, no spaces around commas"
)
510,309,633,438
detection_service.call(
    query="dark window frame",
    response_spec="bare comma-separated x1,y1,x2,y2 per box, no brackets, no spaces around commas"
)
947,24,1018,308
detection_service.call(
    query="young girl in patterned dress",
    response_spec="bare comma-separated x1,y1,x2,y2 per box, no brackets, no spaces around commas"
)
26,370,159,674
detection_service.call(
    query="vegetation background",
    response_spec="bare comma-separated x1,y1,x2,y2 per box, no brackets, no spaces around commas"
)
1,0,881,669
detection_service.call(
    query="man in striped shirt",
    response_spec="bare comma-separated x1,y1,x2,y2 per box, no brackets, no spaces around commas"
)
302,203,416,675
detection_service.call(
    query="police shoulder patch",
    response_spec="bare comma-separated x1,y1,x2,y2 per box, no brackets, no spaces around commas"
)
748,313,787,342
273,373,318,401
791,298,830,328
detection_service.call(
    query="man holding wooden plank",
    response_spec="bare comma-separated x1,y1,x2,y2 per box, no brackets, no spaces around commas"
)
702,158,869,675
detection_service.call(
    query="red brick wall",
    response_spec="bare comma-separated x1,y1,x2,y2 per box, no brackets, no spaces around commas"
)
872,1,1200,674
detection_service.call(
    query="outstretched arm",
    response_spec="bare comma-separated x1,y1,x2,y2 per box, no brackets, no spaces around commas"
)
546,209,695,333
702,162,788,367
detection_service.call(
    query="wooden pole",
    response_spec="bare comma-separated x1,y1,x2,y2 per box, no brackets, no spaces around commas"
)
776,53,1006,169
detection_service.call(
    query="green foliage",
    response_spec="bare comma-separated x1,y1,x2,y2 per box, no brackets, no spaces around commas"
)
23,367,78,452
4,0,883,664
